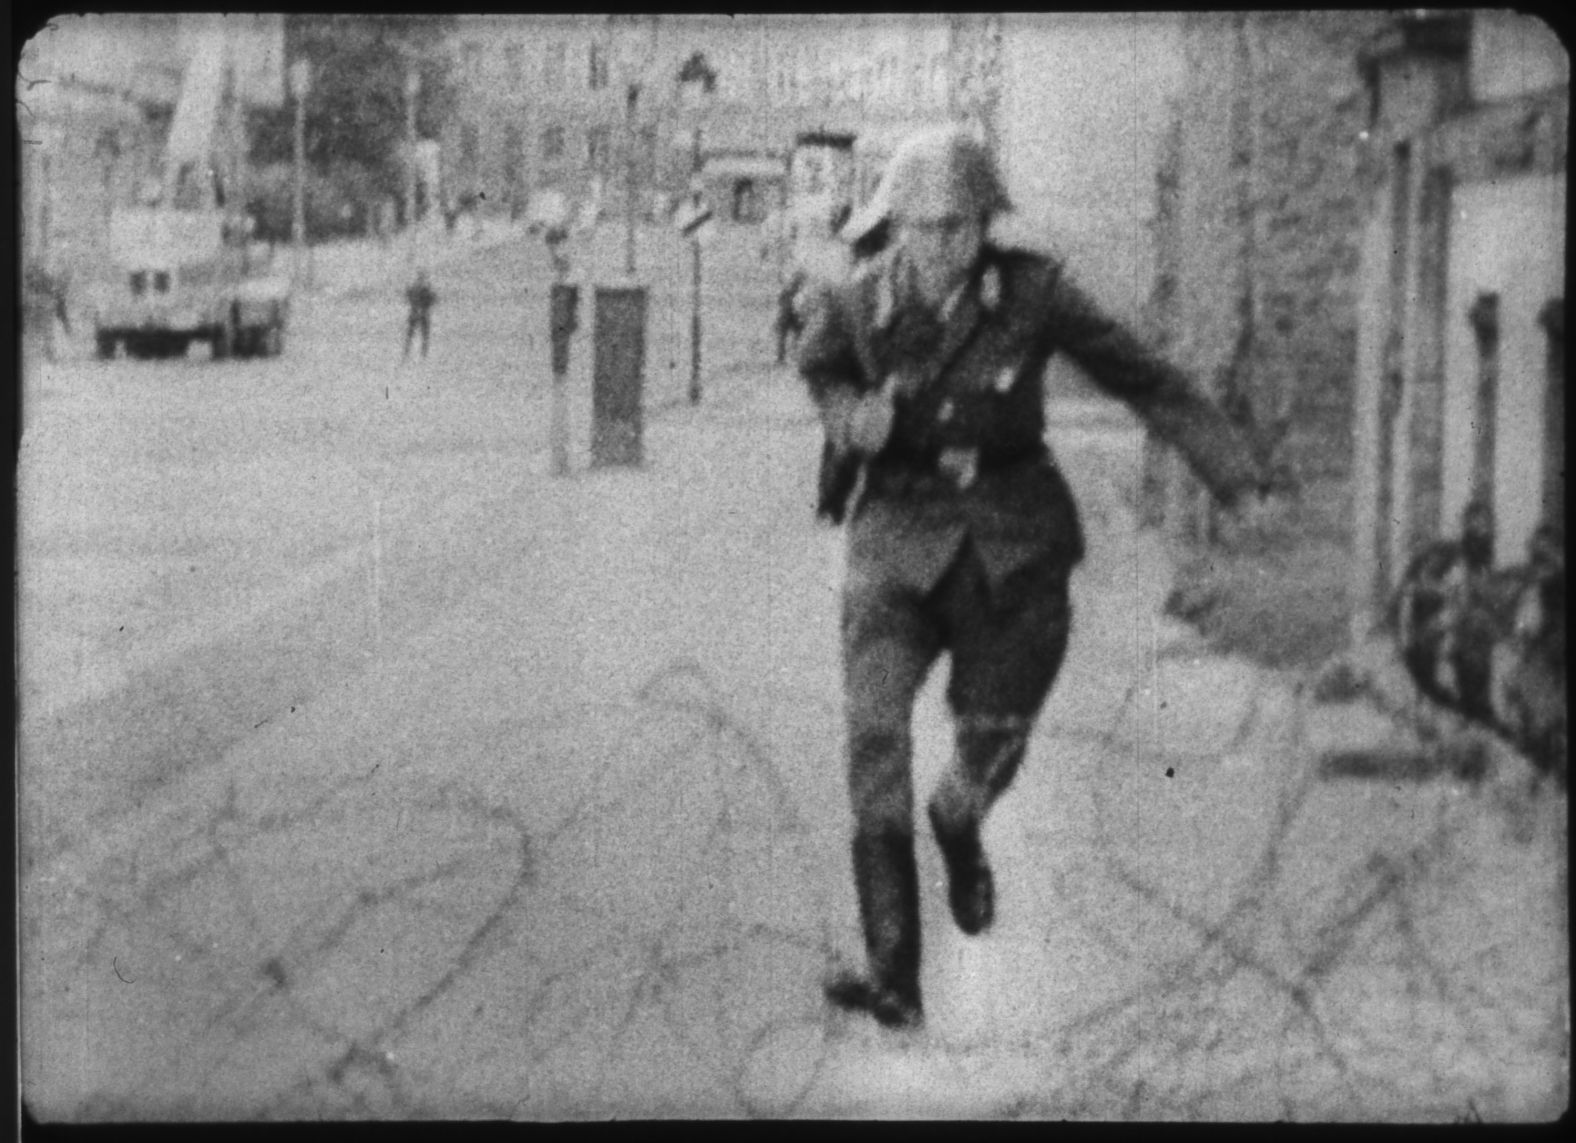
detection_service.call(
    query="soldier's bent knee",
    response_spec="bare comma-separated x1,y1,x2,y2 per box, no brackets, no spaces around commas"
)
955,714,1033,794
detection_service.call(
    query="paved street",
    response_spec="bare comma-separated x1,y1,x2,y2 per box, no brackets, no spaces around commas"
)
18,231,1568,1122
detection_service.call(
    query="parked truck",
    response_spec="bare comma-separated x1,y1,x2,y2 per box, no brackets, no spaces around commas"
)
94,206,290,360
89,18,291,361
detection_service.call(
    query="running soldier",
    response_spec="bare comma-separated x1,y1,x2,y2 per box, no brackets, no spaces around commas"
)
797,127,1279,1030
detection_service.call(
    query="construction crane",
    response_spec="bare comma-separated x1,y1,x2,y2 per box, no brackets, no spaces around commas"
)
90,16,292,361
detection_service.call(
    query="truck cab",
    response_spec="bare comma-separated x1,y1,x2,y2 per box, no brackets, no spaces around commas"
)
92,198,291,361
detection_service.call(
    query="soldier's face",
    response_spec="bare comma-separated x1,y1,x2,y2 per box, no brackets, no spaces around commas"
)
895,212,985,303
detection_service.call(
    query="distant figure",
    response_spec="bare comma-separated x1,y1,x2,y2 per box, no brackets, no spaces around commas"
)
1488,523,1566,783
1394,499,1500,721
50,267,71,338
1396,503,1567,783
544,225,571,280
774,268,809,365
23,264,70,360
404,269,437,360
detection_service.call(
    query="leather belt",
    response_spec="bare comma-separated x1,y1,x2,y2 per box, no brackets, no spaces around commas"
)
936,447,980,490
868,445,1048,494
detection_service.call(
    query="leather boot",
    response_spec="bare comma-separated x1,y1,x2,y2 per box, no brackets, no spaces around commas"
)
824,828,923,1029
928,801,994,936
929,719,1031,936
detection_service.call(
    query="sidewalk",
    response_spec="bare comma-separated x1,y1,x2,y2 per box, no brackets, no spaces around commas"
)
21,375,1568,1121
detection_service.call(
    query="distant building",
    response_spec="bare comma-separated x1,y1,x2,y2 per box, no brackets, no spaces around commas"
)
1142,11,1395,540
439,14,1001,228
18,15,183,278
1349,9,1567,632
994,13,1181,324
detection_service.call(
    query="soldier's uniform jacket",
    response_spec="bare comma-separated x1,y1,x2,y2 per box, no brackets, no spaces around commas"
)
406,281,437,317
799,243,1269,595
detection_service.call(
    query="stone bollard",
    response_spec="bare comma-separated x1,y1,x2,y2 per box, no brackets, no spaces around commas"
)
549,283,579,477
588,284,647,469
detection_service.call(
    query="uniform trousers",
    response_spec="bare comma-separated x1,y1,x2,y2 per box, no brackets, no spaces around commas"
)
404,313,431,358
835,536,1070,1010
842,537,1072,840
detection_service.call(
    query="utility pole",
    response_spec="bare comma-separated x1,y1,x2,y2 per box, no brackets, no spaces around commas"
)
678,50,715,403
614,15,655,277
405,65,420,229
289,60,311,271
690,126,703,402
625,83,639,276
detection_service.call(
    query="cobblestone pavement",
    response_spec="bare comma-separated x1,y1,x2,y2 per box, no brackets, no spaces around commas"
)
21,374,1567,1121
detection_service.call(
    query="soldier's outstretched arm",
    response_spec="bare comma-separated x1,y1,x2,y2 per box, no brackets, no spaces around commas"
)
1042,266,1270,508
796,281,889,454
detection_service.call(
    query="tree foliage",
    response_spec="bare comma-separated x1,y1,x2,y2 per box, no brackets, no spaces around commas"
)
247,15,456,216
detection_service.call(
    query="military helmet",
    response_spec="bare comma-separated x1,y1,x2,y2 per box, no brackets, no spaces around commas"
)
882,126,1012,220
842,125,1010,249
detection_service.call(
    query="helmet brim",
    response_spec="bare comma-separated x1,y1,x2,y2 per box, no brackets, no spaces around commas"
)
840,198,890,246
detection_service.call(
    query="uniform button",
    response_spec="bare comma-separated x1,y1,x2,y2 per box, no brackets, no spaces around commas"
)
938,399,954,423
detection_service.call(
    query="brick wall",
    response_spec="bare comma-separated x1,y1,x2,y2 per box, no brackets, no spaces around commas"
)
1147,12,1390,532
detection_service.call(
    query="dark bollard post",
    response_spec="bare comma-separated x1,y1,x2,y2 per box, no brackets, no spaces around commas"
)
676,191,712,406
591,286,647,468
690,226,703,404
1467,292,1501,514
549,283,579,476
1538,297,1564,525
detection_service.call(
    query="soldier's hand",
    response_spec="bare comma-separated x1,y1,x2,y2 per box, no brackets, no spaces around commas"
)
846,388,895,455
1222,488,1294,548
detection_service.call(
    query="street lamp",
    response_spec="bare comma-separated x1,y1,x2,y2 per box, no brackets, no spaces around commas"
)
613,17,656,277
679,53,716,403
289,60,311,266
624,83,640,277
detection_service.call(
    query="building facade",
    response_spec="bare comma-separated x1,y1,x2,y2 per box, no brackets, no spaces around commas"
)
438,14,1002,227
1350,9,1567,632
1142,11,1394,541
18,16,185,282
1140,10,1567,636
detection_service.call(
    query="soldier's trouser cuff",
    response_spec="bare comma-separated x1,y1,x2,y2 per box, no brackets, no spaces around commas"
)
850,827,922,1001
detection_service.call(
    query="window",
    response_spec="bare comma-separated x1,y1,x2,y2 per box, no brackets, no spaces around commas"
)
462,41,483,77
929,54,948,106
732,179,764,224
545,42,566,90
770,46,798,106
638,125,658,183
93,126,121,160
542,125,564,161
460,122,480,167
504,44,523,88
587,126,611,169
877,56,895,104
588,43,609,90
504,123,524,183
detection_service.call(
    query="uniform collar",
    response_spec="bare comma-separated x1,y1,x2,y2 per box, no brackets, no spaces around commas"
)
875,247,1003,332
938,278,968,323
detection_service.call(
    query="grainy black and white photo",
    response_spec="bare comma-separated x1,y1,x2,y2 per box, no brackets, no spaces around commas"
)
15,11,1568,1122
